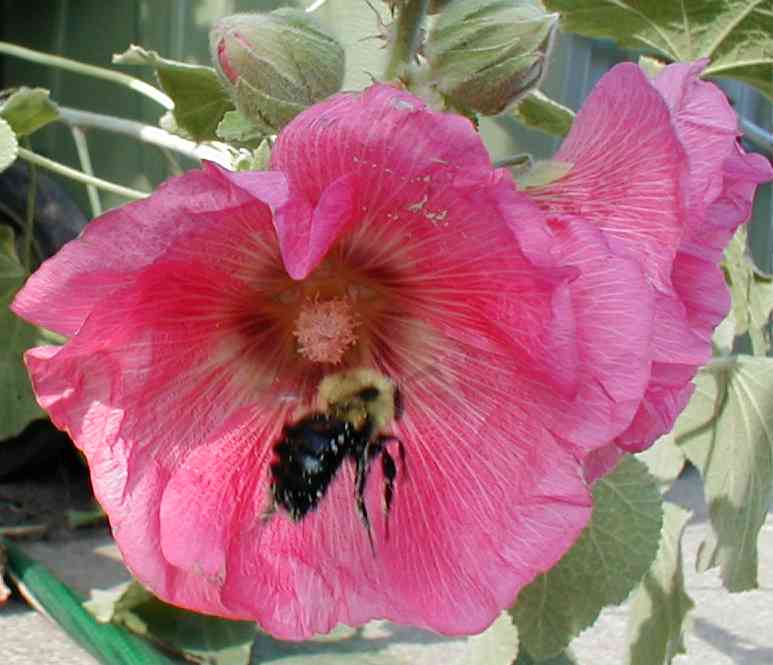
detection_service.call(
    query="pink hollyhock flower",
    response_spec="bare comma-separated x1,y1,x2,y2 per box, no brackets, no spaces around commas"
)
11,61,771,639
526,60,772,479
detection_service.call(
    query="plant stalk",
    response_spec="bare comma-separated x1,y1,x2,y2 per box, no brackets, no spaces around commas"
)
0,41,173,110
69,126,102,217
383,0,429,80
16,147,149,201
57,107,231,166
22,139,38,272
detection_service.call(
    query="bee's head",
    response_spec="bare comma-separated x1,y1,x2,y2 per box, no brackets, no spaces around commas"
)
318,368,398,431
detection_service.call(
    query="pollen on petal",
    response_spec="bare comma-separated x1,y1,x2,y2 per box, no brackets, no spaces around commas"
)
292,297,358,364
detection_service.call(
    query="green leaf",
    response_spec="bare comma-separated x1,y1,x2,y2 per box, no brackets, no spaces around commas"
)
626,502,695,665
514,647,578,665
0,117,18,173
215,110,264,146
511,457,663,659
85,581,256,665
674,356,773,591
113,45,234,142
544,0,773,100
0,87,60,136
0,226,48,439
723,227,773,356
635,433,686,492
511,90,574,137
712,310,737,356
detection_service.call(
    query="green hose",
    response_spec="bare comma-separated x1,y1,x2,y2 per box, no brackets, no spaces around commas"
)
2,538,175,665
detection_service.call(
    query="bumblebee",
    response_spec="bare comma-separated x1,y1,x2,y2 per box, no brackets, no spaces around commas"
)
268,368,405,542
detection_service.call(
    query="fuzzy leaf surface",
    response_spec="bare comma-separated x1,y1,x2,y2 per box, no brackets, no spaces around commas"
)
511,90,574,137
0,226,46,439
514,648,578,664
0,87,60,136
113,45,234,142
627,502,694,665
544,0,773,99
511,457,663,658
675,356,773,591
216,110,264,146
636,433,686,492
724,227,773,355
0,118,18,173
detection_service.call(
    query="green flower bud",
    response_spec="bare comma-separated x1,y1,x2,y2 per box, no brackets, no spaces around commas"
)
425,0,557,115
210,9,345,134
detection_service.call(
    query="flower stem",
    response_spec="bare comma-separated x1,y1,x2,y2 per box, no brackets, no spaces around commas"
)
57,106,231,166
22,139,38,272
16,147,149,201
69,126,102,217
383,0,429,81
741,118,773,157
0,41,173,110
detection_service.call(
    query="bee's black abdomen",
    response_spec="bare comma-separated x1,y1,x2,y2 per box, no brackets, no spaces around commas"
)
268,375,404,542
270,414,352,520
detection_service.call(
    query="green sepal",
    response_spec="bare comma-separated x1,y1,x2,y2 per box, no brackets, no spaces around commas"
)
511,90,574,137
113,45,234,142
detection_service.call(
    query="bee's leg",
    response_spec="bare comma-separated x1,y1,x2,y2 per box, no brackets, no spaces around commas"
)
381,447,397,541
354,449,375,554
396,438,407,477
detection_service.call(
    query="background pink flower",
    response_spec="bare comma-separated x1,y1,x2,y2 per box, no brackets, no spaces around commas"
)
10,62,770,639
528,61,773,460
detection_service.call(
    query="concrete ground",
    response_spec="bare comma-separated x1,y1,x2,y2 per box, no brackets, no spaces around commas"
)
2,467,772,665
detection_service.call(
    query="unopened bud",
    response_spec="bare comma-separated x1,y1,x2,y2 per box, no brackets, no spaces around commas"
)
210,9,345,134
425,0,557,115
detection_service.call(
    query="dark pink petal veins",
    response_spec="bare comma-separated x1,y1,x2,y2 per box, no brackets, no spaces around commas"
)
530,63,688,293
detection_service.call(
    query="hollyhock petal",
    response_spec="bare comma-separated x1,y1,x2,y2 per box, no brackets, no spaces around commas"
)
528,60,772,454
614,63,773,451
500,198,653,448
11,164,287,336
19,193,297,611
582,444,624,485
277,173,359,280
615,363,696,452
531,63,688,292
270,84,495,279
